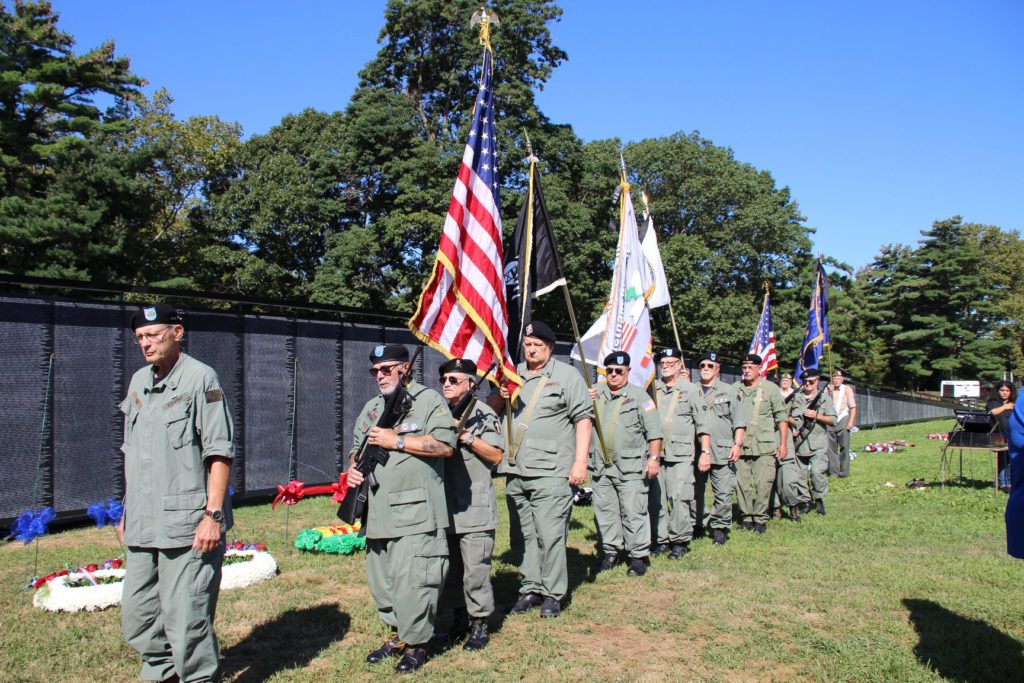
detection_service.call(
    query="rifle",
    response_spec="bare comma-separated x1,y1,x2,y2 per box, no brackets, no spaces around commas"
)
450,362,497,434
791,387,826,451
337,346,423,526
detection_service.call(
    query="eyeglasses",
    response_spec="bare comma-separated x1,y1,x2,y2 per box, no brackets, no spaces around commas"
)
804,378,819,384
134,326,172,345
659,359,680,367
606,367,627,376
441,375,467,386
698,363,716,369
369,364,402,377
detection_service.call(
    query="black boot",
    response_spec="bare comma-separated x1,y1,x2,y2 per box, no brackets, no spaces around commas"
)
395,646,427,673
462,617,490,651
815,499,826,515
669,542,690,559
367,631,405,663
789,505,802,522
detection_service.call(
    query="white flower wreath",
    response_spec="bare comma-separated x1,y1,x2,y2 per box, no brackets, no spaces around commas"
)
33,550,278,613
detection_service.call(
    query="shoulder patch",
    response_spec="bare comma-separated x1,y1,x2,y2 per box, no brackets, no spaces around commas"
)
642,399,656,412
204,388,224,404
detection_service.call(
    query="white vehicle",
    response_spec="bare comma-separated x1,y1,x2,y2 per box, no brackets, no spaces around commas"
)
940,380,981,399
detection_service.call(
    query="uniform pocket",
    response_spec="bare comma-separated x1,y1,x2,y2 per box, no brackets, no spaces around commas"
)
519,438,559,470
415,533,449,589
165,399,193,449
189,543,224,598
389,488,428,528
670,435,695,457
163,492,206,540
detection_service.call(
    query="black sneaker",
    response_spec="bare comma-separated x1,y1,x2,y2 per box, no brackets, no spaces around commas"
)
815,500,826,515
669,542,689,559
511,593,544,614
597,552,620,572
462,617,489,651
712,528,728,546
789,505,802,522
395,646,427,673
367,634,406,663
540,596,561,618
626,558,648,576
650,543,670,557
740,520,755,531
753,523,767,535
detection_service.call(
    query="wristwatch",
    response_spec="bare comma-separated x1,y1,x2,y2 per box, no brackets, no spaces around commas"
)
395,436,406,451
463,434,476,446
204,509,225,524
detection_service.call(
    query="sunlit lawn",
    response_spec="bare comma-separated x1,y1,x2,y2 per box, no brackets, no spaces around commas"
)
1,418,1022,682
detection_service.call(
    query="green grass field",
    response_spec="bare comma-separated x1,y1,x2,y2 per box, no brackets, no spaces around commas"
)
2,419,1022,682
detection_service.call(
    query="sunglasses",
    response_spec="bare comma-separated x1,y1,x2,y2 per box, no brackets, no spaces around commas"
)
441,375,467,386
698,363,716,369
804,378,819,383
606,367,627,376
369,364,402,377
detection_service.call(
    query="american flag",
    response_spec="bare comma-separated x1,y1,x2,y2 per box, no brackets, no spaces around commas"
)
409,47,522,393
748,291,779,378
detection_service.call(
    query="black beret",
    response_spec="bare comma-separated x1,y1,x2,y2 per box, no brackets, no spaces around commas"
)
438,358,477,377
741,353,762,365
130,303,182,330
800,368,821,381
523,320,556,343
656,347,682,360
603,351,630,367
369,344,409,363
698,351,720,364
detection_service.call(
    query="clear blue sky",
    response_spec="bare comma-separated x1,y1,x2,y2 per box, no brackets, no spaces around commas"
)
50,0,1023,270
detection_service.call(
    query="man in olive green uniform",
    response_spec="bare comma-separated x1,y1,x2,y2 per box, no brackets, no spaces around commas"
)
694,352,747,546
589,352,663,577
496,321,593,618
346,344,457,673
650,347,709,559
735,354,790,534
788,369,836,516
119,303,234,683
437,358,503,651
770,373,808,521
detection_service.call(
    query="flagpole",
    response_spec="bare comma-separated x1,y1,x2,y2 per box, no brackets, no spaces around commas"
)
561,283,611,464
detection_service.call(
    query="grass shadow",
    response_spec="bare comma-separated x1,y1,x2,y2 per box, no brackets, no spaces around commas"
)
220,603,350,682
903,598,1024,683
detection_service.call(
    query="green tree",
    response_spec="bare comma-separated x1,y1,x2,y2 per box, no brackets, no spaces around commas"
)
0,0,151,280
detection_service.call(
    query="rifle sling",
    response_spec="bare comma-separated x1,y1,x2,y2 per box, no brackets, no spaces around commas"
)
509,376,549,465
595,392,623,466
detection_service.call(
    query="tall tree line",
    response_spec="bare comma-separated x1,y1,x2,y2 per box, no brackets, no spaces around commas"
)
0,0,1019,390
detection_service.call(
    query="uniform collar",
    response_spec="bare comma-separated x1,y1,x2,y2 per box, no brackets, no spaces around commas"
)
519,356,555,378
149,352,188,392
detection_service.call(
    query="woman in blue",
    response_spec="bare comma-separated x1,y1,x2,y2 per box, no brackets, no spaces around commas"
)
1005,345,1024,559
986,381,1015,491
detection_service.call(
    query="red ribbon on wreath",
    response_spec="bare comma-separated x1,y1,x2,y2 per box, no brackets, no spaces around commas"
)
272,473,350,510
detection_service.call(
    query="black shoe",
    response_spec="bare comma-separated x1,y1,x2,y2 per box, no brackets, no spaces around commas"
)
650,543,670,557
511,592,544,614
462,617,489,651
597,552,620,572
540,596,561,618
740,520,755,531
367,634,406,663
395,646,427,673
669,543,690,559
798,502,813,514
712,528,728,546
770,508,782,520
815,500,826,516
753,523,767,535
789,506,802,522
626,557,648,576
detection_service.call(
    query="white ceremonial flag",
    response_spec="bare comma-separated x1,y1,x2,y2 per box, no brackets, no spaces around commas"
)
573,181,656,387
639,210,670,309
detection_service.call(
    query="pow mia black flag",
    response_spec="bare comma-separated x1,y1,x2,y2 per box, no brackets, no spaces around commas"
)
504,160,566,364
